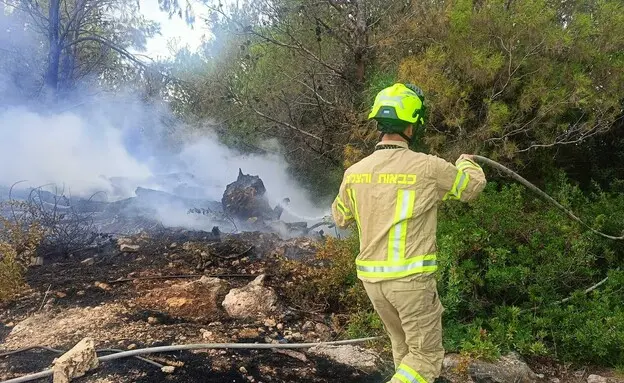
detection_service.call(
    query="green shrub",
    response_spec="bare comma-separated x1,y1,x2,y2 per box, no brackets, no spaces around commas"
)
437,175,624,366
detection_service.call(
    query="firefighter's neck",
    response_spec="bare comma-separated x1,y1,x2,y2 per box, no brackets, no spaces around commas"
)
381,125,413,143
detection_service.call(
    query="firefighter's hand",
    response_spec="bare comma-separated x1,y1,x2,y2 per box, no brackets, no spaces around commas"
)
460,154,475,161
322,215,335,226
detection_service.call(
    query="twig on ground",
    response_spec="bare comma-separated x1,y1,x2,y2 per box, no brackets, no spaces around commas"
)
37,284,51,312
212,245,254,259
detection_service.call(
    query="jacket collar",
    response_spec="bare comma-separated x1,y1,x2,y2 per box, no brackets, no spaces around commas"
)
375,140,409,149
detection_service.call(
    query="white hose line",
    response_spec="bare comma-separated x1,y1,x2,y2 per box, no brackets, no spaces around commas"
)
0,337,382,383
473,155,624,241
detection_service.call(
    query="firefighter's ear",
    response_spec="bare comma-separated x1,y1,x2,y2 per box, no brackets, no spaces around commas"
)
404,124,413,138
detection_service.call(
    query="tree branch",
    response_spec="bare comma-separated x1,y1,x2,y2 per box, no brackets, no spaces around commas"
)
250,107,324,142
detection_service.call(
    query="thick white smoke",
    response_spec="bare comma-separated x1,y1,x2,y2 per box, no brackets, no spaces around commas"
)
0,102,329,227
0,107,152,196
0,4,329,231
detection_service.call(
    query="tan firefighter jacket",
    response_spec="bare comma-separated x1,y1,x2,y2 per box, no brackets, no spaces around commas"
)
331,140,486,283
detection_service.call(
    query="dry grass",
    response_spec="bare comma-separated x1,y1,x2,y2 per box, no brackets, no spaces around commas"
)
0,200,44,301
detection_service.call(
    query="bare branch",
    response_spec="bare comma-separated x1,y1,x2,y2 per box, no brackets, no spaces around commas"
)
250,107,324,142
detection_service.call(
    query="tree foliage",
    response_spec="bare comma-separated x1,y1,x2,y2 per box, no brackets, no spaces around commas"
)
165,0,624,191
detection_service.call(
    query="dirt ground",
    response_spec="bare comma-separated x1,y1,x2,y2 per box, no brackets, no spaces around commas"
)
1,228,622,383
0,229,389,382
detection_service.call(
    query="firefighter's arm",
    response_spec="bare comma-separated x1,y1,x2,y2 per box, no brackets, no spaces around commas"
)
434,154,486,202
331,177,354,229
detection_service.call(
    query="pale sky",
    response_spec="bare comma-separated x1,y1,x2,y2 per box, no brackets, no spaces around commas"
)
138,0,210,59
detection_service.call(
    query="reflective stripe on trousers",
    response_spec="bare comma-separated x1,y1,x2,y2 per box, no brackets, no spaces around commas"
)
393,363,428,383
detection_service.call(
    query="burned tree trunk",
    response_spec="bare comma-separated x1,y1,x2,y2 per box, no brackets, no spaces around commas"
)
44,0,61,94
222,169,274,221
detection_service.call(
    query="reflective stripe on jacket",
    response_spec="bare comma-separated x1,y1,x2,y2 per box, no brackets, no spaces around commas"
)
331,140,486,282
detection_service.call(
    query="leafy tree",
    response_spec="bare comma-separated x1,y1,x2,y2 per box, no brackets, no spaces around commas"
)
390,0,624,166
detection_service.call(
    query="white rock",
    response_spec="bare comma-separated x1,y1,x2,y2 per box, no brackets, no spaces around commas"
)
52,338,99,383
307,345,379,372
587,374,607,383
222,275,278,319
120,244,139,253
161,366,175,373
30,256,44,266
200,329,214,340
81,258,95,265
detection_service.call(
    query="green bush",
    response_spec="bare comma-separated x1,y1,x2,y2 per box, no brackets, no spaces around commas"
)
437,175,624,366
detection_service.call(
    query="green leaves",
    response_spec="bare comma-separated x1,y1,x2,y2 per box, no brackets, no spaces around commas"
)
438,176,624,365
394,0,624,164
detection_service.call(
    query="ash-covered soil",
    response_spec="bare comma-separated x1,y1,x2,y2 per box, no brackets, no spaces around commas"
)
0,229,389,382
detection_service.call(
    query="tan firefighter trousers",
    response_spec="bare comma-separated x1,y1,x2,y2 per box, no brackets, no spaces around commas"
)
363,275,444,383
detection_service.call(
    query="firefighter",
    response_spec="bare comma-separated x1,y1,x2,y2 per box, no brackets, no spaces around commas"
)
330,83,486,383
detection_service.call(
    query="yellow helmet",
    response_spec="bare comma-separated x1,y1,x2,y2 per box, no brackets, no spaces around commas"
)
368,83,426,131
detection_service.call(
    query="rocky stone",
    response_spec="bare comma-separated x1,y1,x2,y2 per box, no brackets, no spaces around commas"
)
127,344,137,350
56,292,67,298
307,345,380,372
166,297,190,308
276,323,284,331
222,275,278,319
161,366,175,374
314,322,331,334
136,277,228,321
264,318,277,327
452,352,540,383
302,321,314,332
200,329,213,340
587,375,607,383
239,366,248,374
52,337,99,383
238,328,260,339
94,282,111,291
147,316,159,325
284,332,304,342
31,256,44,266
81,258,95,266
170,242,178,249
119,244,140,253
